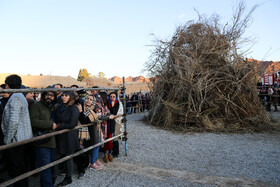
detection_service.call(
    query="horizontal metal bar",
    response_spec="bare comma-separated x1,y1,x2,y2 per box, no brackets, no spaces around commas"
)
258,94,280,96
0,87,123,93
0,77,128,186
0,123,96,151
0,133,124,187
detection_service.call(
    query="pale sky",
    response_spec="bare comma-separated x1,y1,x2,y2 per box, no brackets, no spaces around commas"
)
0,0,279,79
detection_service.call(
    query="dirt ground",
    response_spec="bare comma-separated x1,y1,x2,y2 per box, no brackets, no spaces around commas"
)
60,111,280,187
0,105,279,186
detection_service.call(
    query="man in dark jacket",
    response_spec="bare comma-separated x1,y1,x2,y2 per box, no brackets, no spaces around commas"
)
54,83,63,104
92,86,103,104
30,89,58,187
0,84,9,173
0,84,9,145
70,85,84,105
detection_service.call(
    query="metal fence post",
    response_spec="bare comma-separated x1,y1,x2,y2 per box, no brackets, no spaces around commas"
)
122,77,128,156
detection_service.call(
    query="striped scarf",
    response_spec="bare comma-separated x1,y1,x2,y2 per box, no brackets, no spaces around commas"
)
83,105,98,122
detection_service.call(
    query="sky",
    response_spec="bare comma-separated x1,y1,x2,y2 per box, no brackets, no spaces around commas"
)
0,0,279,79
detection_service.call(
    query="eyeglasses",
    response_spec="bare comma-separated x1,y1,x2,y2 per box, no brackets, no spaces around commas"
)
61,94,69,97
110,96,116,98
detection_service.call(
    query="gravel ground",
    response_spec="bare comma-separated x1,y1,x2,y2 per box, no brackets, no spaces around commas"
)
37,112,280,187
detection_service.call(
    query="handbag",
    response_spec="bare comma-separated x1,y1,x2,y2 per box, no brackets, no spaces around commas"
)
78,121,91,140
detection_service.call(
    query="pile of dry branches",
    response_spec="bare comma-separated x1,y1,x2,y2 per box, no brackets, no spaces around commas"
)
146,3,272,132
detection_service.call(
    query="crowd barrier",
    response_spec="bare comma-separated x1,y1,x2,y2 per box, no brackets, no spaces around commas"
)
0,79,128,187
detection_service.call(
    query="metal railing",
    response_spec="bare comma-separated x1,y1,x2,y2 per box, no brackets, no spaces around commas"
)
0,80,128,186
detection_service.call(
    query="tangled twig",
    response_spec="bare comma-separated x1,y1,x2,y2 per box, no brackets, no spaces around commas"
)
146,2,272,132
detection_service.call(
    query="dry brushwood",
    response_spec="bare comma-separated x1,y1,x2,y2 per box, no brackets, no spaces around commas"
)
146,2,272,132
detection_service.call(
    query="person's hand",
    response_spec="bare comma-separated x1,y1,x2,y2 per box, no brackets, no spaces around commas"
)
55,123,61,129
76,103,82,112
52,123,57,130
109,115,115,119
114,115,120,119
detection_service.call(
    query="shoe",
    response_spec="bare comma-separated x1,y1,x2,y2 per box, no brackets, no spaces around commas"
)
52,176,57,185
112,153,119,158
95,160,104,167
108,154,114,162
78,172,85,179
57,177,72,186
58,168,66,176
104,154,109,163
90,163,102,171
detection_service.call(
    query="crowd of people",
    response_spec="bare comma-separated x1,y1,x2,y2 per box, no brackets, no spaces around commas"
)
0,74,125,187
125,92,151,114
258,84,280,112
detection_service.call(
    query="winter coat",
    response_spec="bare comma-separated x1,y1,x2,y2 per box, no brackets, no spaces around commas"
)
29,93,56,148
79,114,99,147
114,101,124,136
1,93,33,144
108,100,124,134
55,99,80,155
0,97,9,145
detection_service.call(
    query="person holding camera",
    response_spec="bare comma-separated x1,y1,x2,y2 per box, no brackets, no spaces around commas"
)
70,85,84,105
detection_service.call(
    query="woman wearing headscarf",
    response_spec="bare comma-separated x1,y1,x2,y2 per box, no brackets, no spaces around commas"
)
98,92,111,146
103,92,123,162
54,91,80,186
77,94,103,172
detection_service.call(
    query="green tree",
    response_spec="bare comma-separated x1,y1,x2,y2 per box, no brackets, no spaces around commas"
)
77,69,83,81
97,72,106,79
77,68,90,81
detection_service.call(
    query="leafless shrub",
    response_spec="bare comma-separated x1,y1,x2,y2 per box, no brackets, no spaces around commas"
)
145,2,273,132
